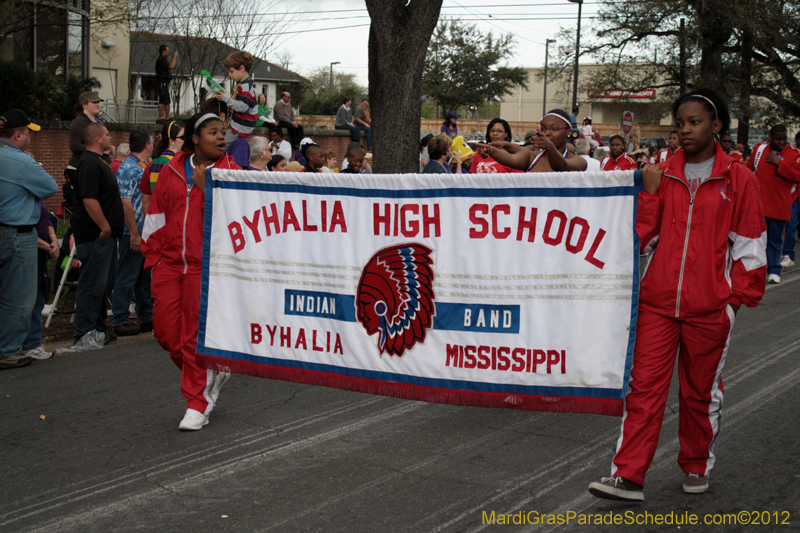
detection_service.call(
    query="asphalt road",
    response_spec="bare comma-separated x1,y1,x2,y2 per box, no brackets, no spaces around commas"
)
2,269,799,533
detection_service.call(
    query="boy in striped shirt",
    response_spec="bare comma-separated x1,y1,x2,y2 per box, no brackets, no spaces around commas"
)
215,51,257,146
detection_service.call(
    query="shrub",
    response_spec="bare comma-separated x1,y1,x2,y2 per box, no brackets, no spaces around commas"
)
0,60,100,120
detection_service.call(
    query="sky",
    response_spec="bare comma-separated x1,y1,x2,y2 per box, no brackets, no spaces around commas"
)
263,0,606,85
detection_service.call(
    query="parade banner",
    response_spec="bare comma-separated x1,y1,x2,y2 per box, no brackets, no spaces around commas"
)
198,169,642,416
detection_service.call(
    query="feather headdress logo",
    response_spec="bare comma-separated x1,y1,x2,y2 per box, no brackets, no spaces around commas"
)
356,244,436,357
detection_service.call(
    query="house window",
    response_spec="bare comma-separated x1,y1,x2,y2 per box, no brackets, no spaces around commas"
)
0,0,89,78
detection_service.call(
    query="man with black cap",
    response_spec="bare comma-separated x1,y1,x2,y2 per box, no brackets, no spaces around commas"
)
523,130,538,148
0,109,58,369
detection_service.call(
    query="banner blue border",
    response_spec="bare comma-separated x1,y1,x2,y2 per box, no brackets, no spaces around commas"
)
197,172,642,401
212,179,637,199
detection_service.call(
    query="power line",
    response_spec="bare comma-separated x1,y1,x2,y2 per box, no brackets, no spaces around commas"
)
135,12,598,22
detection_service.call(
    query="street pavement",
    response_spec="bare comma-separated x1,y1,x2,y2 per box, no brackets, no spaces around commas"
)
1,268,799,532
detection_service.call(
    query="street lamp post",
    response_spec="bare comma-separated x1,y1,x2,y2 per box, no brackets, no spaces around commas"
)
567,0,582,112
542,38,557,117
329,61,340,97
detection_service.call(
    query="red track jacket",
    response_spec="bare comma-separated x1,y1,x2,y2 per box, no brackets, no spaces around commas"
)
638,143,766,318
746,141,800,220
601,153,637,171
141,151,240,273
656,147,680,163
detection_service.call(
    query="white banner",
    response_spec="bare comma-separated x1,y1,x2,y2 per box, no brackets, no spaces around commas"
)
198,170,641,415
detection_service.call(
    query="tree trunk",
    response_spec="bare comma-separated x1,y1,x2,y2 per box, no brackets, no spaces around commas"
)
737,30,753,147
365,0,443,174
694,0,733,94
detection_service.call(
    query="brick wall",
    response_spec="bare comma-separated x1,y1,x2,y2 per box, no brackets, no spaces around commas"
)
28,122,358,213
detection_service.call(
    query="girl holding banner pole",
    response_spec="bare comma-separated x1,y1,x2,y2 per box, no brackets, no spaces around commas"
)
589,88,767,501
474,109,587,172
141,112,241,431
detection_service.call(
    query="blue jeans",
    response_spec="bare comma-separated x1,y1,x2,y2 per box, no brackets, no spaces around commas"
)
765,217,786,276
782,199,799,260
22,250,50,350
112,234,152,326
357,124,372,148
0,228,37,358
335,124,361,142
74,237,118,338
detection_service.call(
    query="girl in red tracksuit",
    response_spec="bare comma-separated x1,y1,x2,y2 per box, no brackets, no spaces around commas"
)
589,88,767,501
601,135,638,171
141,112,241,431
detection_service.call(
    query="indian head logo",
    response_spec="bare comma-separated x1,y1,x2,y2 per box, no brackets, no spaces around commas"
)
356,244,436,357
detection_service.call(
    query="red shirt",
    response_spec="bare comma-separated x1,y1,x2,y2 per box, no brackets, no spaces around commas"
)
470,152,522,174
746,142,800,220
728,152,744,164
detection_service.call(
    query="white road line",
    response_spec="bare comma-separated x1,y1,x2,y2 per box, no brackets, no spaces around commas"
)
429,326,800,533
23,402,427,533
0,396,388,526
536,364,800,533
262,412,551,532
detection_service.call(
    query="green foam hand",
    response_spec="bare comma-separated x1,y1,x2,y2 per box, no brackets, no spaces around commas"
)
201,70,224,93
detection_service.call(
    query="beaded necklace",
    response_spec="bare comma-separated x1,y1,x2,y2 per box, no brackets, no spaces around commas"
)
527,147,569,172
84,112,103,125
0,138,22,152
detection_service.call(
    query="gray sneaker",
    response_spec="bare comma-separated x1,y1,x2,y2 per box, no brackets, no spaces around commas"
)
24,347,53,360
0,353,34,369
682,473,709,494
588,476,644,501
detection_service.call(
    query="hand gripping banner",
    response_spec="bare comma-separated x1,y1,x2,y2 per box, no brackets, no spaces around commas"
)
198,170,642,416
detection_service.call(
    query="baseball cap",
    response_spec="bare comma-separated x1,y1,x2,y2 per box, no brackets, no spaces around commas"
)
444,111,461,119
0,109,41,131
420,133,434,149
79,91,104,104
299,137,314,147
524,130,537,140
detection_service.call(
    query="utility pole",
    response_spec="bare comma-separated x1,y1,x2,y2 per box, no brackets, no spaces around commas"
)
329,61,340,97
543,39,557,117
568,0,583,112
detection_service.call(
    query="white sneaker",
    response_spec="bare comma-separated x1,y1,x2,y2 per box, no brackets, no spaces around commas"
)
209,371,231,405
24,347,53,360
780,255,795,267
767,273,781,284
178,408,209,431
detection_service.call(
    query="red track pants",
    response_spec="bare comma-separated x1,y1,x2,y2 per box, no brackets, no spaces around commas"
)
611,305,734,486
151,264,216,415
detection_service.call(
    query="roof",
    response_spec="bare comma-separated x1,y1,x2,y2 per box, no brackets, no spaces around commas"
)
130,31,305,83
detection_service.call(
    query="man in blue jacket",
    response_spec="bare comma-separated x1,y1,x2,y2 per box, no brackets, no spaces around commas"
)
0,109,58,369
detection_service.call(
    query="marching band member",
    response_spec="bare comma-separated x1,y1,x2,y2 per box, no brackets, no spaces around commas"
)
589,88,766,501
141,112,241,431
474,109,587,172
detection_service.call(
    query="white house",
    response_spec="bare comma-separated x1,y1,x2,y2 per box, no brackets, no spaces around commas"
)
118,31,305,122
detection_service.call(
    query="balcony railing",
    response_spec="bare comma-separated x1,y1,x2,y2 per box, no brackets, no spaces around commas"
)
100,99,160,124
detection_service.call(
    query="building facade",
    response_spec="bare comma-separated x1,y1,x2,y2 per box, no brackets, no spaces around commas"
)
500,64,675,127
